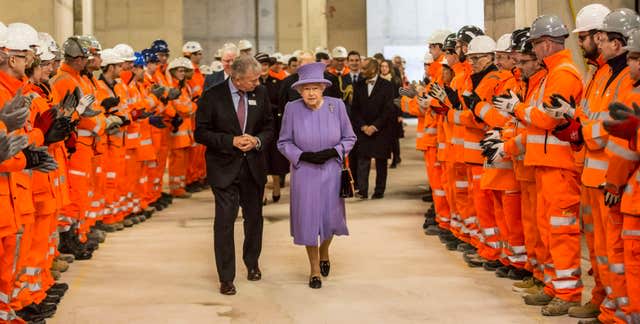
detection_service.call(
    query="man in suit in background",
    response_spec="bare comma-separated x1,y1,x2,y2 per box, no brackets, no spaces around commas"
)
351,58,394,200
203,43,239,91
195,55,274,296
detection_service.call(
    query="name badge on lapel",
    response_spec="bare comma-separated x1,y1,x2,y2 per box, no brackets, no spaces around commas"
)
248,99,257,106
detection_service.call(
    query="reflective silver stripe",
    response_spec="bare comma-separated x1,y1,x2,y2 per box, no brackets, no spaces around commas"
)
527,134,570,146
550,216,577,227
106,172,117,179
609,263,625,274
464,141,482,151
23,267,41,276
0,310,15,320
140,139,153,145
127,132,140,139
596,255,609,265
625,185,634,194
552,279,582,289
478,103,491,119
28,282,42,292
92,118,102,133
452,137,464,145
511,245,526,254
605,285,613,295
514,134,525,153
529,258,538,266
464,216,477,225
487,160,513,169
545,263,555,269
508,254,528,263
434,189,446,197
90,201,101,208
617,296,630,307
556,267,581,278
473,174,482,180
581,204,592,215
455,181,469,188
584,157,608,171
524,106,533,124
171,130,190,137
416,132,423,138
607,140,640,161
77,129,93,137
437,143,446,149
454,111,462,124
483,227,499,236
486,241,502,249
0,292,8,303
603,298,617,309
424,127,437,134
69,170,87,177
544,274,552,283
583,223,594,233
622,229,640,237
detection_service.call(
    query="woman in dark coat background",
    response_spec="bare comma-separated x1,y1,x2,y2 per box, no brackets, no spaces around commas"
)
380,60,404,168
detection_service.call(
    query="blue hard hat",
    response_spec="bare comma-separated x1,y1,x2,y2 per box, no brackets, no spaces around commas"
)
133,51,146,67
150,39,169,53
142,48,159,63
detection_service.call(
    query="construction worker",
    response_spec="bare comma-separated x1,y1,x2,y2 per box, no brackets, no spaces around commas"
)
238,39,253,56
328,46,350,77
269,53,288,80
493,14,584,316
602,27,640,324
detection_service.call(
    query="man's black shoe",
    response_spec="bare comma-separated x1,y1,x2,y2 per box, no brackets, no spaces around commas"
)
371,193,384,199
483,260,503,272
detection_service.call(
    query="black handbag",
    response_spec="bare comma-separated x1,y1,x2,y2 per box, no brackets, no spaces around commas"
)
340,145,355,198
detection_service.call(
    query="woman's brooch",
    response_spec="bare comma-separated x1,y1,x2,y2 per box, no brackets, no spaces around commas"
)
329,103,335,113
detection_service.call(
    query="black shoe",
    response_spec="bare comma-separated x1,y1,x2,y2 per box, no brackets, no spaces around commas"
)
279,177,286,187
424,225,442,236
465,255,485,268
495,265,512,278
357,192,368,200
320,261,330,277
482,260,503,272
219,281,236,295
16,302,57,320
247,267,262,281
272,195,281,203
43,293,61,304
309,276,322,289
446,238,463,251
389,163,397,169
438,232,456,244
424,208,435,218
507,268,532,281
185,183,197,193
422,193,433,202
456,243,476,253
423,217,437,228
371,193,384,199
49,282,69,295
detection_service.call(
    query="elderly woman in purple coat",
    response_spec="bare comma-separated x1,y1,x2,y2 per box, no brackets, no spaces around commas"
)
277,62,356,289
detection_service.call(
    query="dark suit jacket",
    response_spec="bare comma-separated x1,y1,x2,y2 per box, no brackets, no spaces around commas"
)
203,70,227,92
194,79,274,188
351,77,394,159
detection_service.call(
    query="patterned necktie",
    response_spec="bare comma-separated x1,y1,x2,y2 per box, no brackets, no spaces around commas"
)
237,90,246,132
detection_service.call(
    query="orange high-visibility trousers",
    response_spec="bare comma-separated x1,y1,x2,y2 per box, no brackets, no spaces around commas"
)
493,190,526,268
103,145,126,225
25,212,55,305
602,205,628,323
124,149,142,214
11,223,34,311
151,129,170,197
0,234,25,323
469,165,499,261
520,180,542,280
622,215,640,322
424,149,451,229
169,148,189,196
580,187,612,318
441,162,456,231
59,147,93,232
453,163,476,244
536,167,582,303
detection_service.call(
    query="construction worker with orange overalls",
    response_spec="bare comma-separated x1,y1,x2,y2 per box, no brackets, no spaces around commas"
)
493,14,584,316
602,27,640,324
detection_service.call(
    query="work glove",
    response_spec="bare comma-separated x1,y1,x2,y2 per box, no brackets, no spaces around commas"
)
604,102,640,149
171,115,184,133
399,86,418,99
462,91,481,111
76,94,99,117
417,94,432,109
167,88,181,101
59,88,79,116
0,89,31,132
428,83,447,103
23,145,58,172
101,97,120,113
445,87,461,110
33,108,57,135
480,129,502,150
0,131,29,163
149,115,167,129
553,117,583,145
492,90,520,114
65,132,77,156
105,114,124,134
44,116,73,144
543,94,576,120
431,105,449,115
150,84,165,99
299,152,326,164
481,139,506,164
600,183,623,207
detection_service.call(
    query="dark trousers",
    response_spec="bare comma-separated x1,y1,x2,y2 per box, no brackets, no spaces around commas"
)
349,149,359,186
211,161,264,282
357,157,388,196
391,137,400,163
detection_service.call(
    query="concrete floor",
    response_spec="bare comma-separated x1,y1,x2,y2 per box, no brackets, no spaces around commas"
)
51,127,590,324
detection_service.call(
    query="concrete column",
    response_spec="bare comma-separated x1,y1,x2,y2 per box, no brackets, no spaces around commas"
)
54,0,75,43
82,0,94,35
301,0,327,51
258,0,277,54
326,0,366,55
276,0,302,53
514,0,538,28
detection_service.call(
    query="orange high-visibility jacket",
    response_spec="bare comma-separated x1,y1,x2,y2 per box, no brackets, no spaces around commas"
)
187,67,205,99
616,86,640,215
513,49,584,171
128,80,157,161
446,61,473,163
164,78,196,150
95,77,130,149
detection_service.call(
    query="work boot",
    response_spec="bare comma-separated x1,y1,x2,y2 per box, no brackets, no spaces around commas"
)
185,183,197,193
523,291,554,306
115,221,125,231
151,201,164,211
462,250,478,263
86,230,103,244
95,221,117,233
161,192,173,204
495,265,512,278
48,283,69,295
541,297,580,316
424,206,435,218
173,192,192,199
137,214,147,222
507,268,531,281
423,217,437,229
123,218,134,227
56,254,75,264
512,277,536,292
43,293,61,304
94,229,107,242
51,270,61,280
456,243,475,253
424,225,442,236
465,254,486,268
446,238,464,251
51,259,69,273
422,192,433,202
127,214,140,225
16,302,57,321
568,301,601,319
577,319,602,324
144,207,155,219
438,231,456,244
482,260,503,271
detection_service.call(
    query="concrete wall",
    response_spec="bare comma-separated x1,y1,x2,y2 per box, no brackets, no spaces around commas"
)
258,0,277,54
326,0,367,55
484,0,515,39
93,0,183,57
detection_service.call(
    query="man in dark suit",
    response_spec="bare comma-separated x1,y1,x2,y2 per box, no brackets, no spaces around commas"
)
203,44,238,91
194,55,274,295
351,58,394,200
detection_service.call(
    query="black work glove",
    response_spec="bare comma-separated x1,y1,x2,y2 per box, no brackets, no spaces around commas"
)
445,87,461,110
101,97,120,113
167,88,181,101
150,84,165,99
118,115,131,127
23,145,58,172
462,91,481,111
299,152,325,164
44,116,73,144
171,115,184,133
149,115,167,129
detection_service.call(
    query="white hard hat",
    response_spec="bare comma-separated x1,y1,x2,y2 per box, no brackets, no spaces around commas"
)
292,49,303,58
467,35,496,55
168,57,194,70
573,3,611,33
272,52,286,64
283,54,292,64
113,43,136,61
495,33,512,52
427,29,452,44
37,38,56,61
0,22,7,48
182,41,202,54
211,60,223,72
314,46,329,55
331,46,348,59
200,64,213,75
100,48,125,66
5,22,39,51
215,48,222,58
38,32,59,54
423,52,434,63
238,39,253,51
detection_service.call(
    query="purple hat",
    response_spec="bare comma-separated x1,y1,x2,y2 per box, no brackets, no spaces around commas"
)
291,62,333,89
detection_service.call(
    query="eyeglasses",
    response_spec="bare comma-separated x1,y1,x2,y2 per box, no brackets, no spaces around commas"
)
515,58,536,66
467,55,488,62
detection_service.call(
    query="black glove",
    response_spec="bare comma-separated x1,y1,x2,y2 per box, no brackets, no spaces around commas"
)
167,88,181,100
299,152,325,164
118,115,131,127
149,115,167,129
463,91,481,111
101,97,120,112
150,84,165,99
44,117,73,144
22,146,58,171
445,87,461,110
315,148,339,163
171,115,184,133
